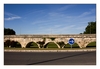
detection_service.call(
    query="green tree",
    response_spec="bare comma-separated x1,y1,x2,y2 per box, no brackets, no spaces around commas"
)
37,38,45,48
37,41,45,48
4,40,11,47
4,28,16,35
84,21,96,34
4,40,21,48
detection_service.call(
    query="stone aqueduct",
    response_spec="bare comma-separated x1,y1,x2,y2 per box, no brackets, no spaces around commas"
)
4,34,96,48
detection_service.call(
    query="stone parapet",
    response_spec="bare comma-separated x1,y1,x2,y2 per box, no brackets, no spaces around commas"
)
4,34,96,38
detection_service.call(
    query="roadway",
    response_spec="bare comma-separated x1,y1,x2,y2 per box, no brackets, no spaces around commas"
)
4,51,96,65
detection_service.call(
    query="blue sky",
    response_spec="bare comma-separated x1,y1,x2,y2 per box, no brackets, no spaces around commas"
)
4,4,96,34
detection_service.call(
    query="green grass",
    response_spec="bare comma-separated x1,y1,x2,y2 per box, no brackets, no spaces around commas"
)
87,42,96,46
4,47,96,50
86,42,96,48
26,42,38,48
45,42,58,48
65,43,79,48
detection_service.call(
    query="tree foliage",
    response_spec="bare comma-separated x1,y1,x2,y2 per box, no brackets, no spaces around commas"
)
37,38,46,48
50,38,55,41
37,41,45,48
57,41,65,48
83,21,96,34
4,40,11,47
4,40,21,48
4,28,16,35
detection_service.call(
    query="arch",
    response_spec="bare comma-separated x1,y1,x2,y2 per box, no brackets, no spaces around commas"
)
57,41,66,48
10,41,21,48
83,38,96,48
26,42,39,48
4,40,11,47
62,38,81,48
44,42,60,48
4,40,22,48
86,41,96,48
64,43,80,48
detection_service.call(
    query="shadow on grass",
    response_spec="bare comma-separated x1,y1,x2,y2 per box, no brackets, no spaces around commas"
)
86,46,96,48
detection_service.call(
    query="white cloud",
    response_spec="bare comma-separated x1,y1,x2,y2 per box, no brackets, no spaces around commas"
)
90,8,96,12
32,20,48,25
78,8,96,18
78,12,91,18
58,5,76,11
39,24,76,34
75,26,86,30
30,7,95,34
55,25,76,34
5,16,21,20
4,12,21,20
24,10,44,17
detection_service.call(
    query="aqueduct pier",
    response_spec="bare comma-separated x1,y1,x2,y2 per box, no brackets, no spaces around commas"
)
4,34,96,48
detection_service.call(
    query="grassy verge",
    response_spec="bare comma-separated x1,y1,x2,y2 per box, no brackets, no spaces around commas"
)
4,47,96,50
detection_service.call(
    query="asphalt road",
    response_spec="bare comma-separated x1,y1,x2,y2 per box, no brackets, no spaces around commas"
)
4,51,96,65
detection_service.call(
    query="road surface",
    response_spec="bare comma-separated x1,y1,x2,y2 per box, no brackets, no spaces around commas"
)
4,51,96,65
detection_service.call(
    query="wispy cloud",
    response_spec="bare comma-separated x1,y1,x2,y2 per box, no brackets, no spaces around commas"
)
32,20,50,25
24,10,44,17
5,16,21,20
78,8,96,18
30,7,95,34
75,26,86,30
4,4,96,34
52,25,76,34
58,5,76,11
4,12,21,20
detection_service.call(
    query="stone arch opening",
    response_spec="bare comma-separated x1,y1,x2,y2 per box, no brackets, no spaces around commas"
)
57,41,65,48
4,40,22,48
44,42,59,48
4,40,11,47
64,43,80,48
86,41,96,48
26,42,38,48
11,41,21,48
